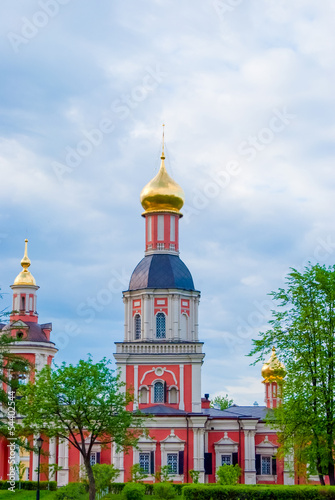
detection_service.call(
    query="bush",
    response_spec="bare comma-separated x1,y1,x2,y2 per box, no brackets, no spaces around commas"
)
216,464,241,485
153,482,176,499
0,480,57,491
123,482,146,500
181,484,335,500
55,482,87,500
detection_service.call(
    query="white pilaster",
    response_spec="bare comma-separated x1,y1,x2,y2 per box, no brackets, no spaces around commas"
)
49,438,57,480
57,439,69,486
134,365,138,409
192,363,201,412
179,364,184,410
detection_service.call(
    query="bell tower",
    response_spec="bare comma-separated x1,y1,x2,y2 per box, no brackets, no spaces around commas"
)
262,347,285,409
114,132,204,413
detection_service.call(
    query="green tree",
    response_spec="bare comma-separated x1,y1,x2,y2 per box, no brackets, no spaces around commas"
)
216,464,241,485
17,357,146,500
84,464,119,493
0,301,30,436
130,463,148,482
210,394,234,410
249,264,335,485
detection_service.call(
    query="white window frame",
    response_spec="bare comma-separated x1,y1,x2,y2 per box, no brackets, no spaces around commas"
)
139,385,149,404
133,435,156,480
214,433,238,472
160,431,185,482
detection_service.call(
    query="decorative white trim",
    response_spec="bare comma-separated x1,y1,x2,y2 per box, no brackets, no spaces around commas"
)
140,366,177,385
214,432,238,471
256,436,278,455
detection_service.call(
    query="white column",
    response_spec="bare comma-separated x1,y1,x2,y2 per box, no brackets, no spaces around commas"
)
113,450,124,482
143,294,150,341
172,294,179,340
243,428,256,484
179,364,184,410
32,435,38,481
283,452,295,485
57,439,69,486
194,297,199,341
49,438,57,480
134,365,138,410
192,363,202,412
193,428,199,471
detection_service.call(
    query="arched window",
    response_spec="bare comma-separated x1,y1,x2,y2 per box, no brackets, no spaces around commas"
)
134,314,141,340
140,386,148,404
181,313,188,340
156,313,166,339
154,381,164,403
169,387,178,404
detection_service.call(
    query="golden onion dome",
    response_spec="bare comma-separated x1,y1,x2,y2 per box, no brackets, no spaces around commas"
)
140,129,184,216
13,239,37,286
261,347,286,382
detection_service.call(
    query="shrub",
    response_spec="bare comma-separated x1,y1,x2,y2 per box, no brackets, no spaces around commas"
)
122,482,146,500
55,482,87,500
182,484,335,500
153,482,176,499
189,470,200,484
0,480,57,491
216,464,241,485
129,464,148,483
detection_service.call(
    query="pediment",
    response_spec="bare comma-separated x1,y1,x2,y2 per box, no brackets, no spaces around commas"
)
215,432,238,447
161,429,185,444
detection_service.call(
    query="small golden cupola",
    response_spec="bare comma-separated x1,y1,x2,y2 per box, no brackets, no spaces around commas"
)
261,347,286,382
140,126,185,216
13,239,37,287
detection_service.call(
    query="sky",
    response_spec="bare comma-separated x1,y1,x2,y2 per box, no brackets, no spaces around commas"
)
0,0,335,406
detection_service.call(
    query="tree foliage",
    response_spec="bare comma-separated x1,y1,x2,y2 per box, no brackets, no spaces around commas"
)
17,357,146,500
249,264,335,485
0,300,30,436
216,464,241,485
210,394,234,410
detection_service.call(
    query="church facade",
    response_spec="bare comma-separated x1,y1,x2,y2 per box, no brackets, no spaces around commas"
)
0,144,294,485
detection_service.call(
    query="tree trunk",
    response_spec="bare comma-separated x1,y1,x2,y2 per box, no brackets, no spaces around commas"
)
84,459,96,500
328,463,335,485
318,474,325,486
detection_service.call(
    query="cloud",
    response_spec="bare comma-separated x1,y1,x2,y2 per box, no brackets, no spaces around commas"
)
0,0,334,403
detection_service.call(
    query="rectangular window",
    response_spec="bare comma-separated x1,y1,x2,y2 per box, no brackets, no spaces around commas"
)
157,243,165,250
90,453,96,466
261,456,271,475
169,243,175,250
170,216,175,242
157,215,164,241
167,453,178,475
139,452,150,473
221,454,232,466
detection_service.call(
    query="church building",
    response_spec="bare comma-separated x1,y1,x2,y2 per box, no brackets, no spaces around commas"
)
0,141,295,485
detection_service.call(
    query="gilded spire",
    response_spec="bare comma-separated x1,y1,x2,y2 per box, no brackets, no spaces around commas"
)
161,123,165,159
261,347,286,382
13,239,37,286
140,127,185,216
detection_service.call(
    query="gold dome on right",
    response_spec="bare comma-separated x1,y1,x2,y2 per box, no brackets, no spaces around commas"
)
261,347,286,382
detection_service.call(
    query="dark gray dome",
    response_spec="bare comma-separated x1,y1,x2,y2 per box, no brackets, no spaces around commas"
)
128,254,195,291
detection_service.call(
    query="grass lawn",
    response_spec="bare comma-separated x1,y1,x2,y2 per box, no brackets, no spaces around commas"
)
0,492,57,500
